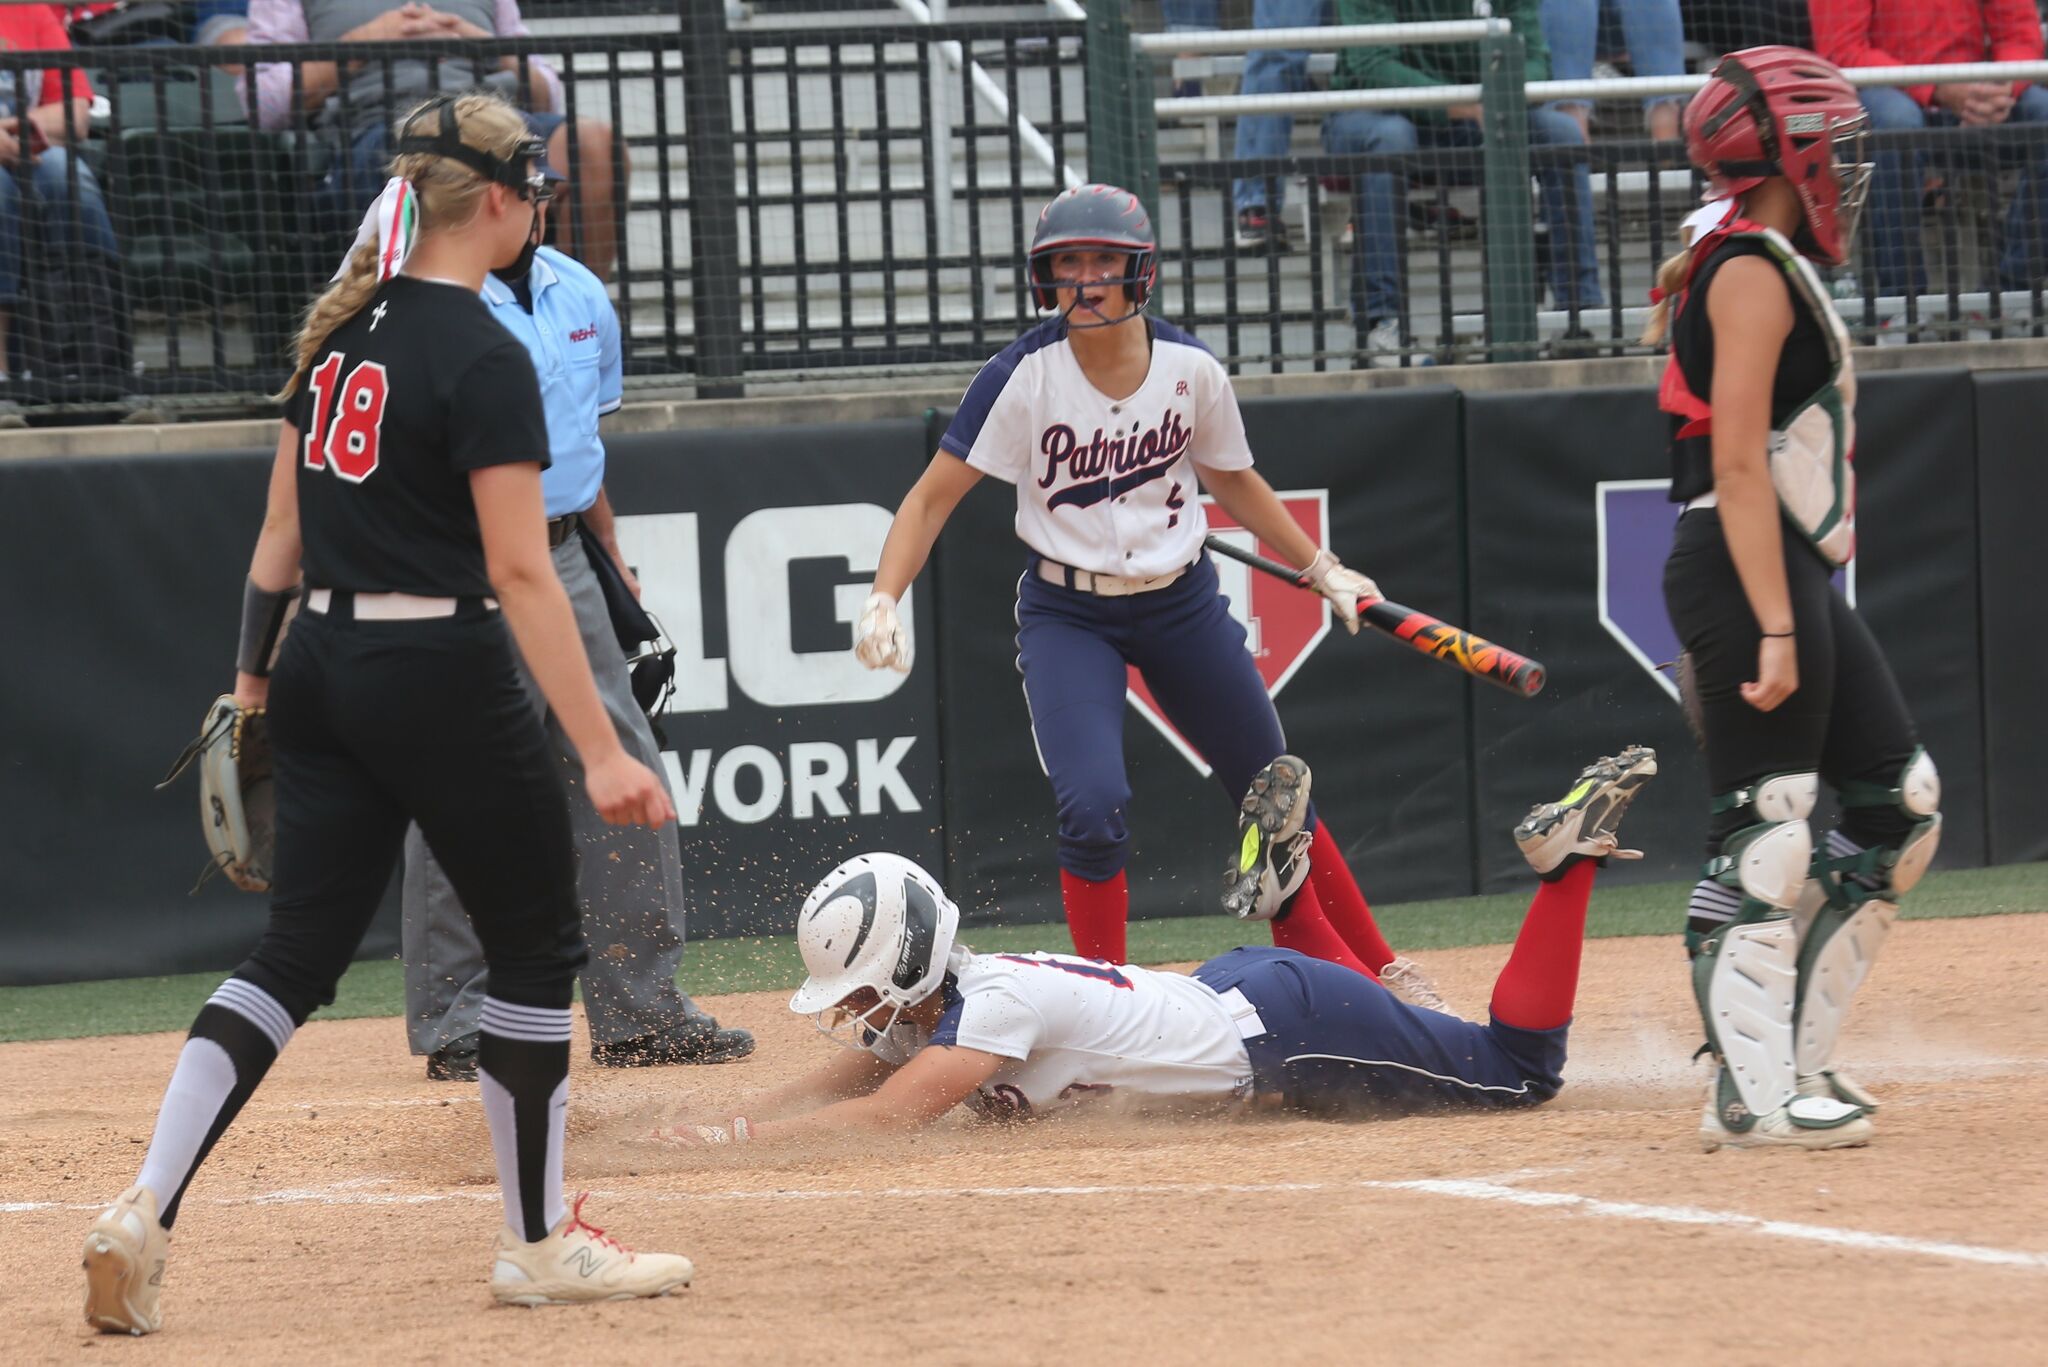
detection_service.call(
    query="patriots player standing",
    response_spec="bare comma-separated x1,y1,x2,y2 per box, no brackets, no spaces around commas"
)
851,183,1433,1005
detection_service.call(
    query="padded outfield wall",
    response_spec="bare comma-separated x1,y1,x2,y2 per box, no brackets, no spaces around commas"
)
3,366,2043,985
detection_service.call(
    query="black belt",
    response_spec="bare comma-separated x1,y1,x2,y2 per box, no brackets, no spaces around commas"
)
547,511,582,549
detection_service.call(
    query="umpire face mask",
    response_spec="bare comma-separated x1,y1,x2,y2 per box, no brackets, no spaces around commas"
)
499,198,546,279
494,149,554,277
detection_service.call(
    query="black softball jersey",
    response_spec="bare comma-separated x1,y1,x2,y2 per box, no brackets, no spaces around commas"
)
286,276,550,598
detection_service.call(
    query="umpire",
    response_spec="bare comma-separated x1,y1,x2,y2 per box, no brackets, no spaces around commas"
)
399,216,753,1079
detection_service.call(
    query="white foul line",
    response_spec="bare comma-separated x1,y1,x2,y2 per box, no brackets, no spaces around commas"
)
7,1175,2046,1272
1370,1179,2048,1271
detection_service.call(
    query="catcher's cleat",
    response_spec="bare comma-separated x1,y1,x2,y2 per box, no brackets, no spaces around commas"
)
82,1186,169,1336
1798,1068,1880,1113
1222,755,1314,921
1699,1068,1873,1152
490,1194,694,1307
1515,746,1659,880
1379,956,1453,1016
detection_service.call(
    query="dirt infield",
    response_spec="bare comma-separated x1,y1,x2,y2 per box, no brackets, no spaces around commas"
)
5,915,2046,1365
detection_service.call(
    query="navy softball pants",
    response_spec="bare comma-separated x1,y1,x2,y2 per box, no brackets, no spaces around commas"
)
1015,553,1303,880
1195,946,1568,1113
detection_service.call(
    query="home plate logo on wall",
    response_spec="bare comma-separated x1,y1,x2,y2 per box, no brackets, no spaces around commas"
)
1127,491,1331,776
1597,479,1853,700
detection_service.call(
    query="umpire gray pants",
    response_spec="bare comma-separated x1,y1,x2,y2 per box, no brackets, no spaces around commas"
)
401,532,691,1053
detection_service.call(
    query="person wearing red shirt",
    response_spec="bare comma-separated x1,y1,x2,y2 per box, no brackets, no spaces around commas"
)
1812,0,2048,304
0,4,116,404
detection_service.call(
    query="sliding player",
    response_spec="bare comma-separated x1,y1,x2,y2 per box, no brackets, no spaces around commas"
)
658,748,1655,1143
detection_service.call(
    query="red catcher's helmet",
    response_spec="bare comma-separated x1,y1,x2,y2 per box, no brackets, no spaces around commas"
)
1026,183,1157,318
1684,46,1871,265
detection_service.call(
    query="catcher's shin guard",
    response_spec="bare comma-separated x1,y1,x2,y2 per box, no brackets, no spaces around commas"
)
1691,773,1849,1135
1793,749,1942,1105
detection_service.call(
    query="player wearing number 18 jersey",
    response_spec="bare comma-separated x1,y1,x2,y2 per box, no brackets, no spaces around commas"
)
81,93,689,1336
853,183,1435,1006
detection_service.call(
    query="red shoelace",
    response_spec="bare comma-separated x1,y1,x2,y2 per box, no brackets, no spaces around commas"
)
565,1192,632,1259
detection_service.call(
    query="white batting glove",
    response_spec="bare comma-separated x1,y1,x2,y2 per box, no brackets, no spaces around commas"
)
650,1117,752,1146
854,591,913,673
1306,549,1381,636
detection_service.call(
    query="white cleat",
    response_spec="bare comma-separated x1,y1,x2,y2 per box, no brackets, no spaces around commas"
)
82,1185,169,1336
1515,746,1659,879
1699,1075,1874,1152
1798,1068,1880,1113
491,1194,694,1307
1379,955,1453,1017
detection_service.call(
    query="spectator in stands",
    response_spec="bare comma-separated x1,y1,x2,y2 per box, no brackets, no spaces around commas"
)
1162,0,1221,99
0,3,119,419
1540,0,1687,140
1813,0,2048,307
1232,0,1327,250
194,0,254,47
1323,0,1604,362
235,0,624,282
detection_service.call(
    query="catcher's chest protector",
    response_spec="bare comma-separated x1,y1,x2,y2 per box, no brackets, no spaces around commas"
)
1660,222,1858,567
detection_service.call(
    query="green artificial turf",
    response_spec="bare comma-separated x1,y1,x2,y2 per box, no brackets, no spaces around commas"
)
4,862,2042,1045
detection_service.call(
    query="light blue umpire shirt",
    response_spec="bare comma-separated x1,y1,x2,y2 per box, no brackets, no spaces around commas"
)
478,246,624,520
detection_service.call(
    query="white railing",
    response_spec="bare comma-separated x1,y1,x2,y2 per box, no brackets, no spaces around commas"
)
1144,32,2048,121
1132,21,1509,55
894,0,1083,257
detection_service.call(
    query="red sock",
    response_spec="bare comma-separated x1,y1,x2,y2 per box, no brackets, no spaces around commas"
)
1488,860,1598,1031
1267,880,1372,976
1307,822,1396,974
1061,869,1129,964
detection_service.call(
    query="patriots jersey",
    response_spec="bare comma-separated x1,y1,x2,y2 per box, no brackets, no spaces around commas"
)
871,951,1255,1120
940,317,1254,577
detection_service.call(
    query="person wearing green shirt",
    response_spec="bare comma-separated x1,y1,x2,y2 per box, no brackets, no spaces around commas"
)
1323,0,1604,361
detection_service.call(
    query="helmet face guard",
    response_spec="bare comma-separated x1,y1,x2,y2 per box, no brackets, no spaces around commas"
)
1025,184,1158,328
1685,47,1870,265
1027,243,1157,328
790,853,960,1057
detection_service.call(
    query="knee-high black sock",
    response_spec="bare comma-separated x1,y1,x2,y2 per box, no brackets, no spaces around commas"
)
478,997,570,1243
135,978,296,1228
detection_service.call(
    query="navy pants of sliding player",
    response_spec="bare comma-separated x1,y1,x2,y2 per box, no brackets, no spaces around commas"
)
1194,946,1570,1114
1015,551,1306,882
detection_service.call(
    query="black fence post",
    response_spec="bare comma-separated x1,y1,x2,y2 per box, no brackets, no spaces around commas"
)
681,1,744,398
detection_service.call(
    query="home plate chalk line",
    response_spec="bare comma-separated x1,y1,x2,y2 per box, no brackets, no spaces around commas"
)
7,1171,2047,1272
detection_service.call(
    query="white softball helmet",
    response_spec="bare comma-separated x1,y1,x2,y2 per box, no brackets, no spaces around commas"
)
790,852,961,1051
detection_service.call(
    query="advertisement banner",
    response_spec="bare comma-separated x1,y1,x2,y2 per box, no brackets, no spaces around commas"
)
1970,371,2048,863
601,421,943,938
0,447,351,985
1467,370,1986,894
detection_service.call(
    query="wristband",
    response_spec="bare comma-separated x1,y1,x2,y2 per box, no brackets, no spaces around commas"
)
1761,630,1795,639
236,578,301,676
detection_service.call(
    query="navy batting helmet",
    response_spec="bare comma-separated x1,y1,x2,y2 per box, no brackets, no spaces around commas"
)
1026,183,1157,314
